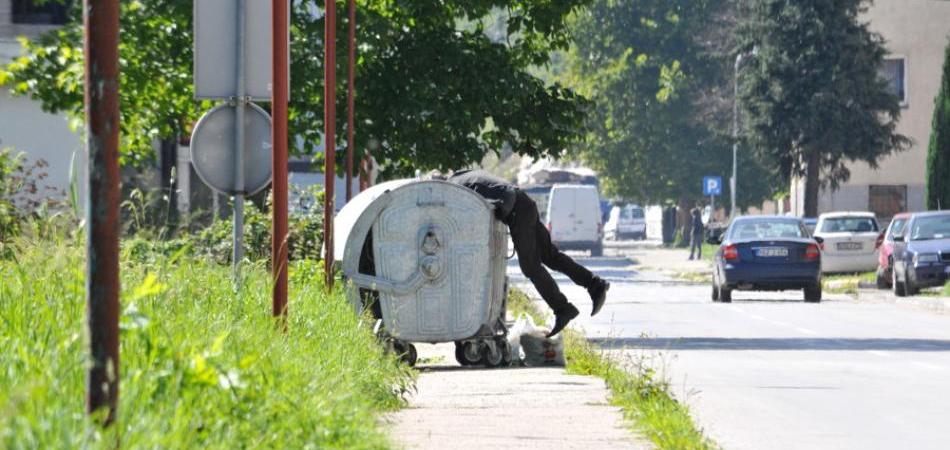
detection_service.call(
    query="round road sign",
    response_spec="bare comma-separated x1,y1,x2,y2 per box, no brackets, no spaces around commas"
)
190,102,273,196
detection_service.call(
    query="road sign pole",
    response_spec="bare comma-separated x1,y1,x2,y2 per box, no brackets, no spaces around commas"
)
710,195,715,221
83,0,120,425
233,0,247,282
324,0,337,289
272,0,289,317
345,0,356,202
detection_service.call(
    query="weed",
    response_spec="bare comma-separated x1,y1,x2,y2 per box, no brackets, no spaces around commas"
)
0,234,412,449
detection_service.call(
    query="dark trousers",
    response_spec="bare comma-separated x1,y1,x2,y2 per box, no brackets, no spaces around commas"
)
509,191,595,313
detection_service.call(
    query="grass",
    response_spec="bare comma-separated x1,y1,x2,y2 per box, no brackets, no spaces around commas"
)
506,288,547,324
822,271,876,295
944,282,950,297
507,288,713,449
0,231,413,449
564,331,715,450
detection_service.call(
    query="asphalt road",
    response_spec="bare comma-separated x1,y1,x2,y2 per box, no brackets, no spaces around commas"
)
509,245,950,450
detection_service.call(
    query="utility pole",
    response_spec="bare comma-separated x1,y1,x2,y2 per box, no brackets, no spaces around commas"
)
732,47,757,219
272,0,289,317
324,0,338,288
83,0,121,425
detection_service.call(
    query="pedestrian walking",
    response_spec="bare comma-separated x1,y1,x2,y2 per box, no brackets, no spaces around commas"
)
446,170,610,337
689,207,704,260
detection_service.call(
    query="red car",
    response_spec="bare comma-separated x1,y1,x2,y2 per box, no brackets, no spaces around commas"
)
876,212,911,288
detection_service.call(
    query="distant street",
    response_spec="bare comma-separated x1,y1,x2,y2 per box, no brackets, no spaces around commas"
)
510,242,950,450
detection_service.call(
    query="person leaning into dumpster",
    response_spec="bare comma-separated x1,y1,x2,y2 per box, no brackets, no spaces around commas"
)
445,169,610,337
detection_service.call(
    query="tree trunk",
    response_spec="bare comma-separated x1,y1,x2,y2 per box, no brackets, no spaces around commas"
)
803,151,820,218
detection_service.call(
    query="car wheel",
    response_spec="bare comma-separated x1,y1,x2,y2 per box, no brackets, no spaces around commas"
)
804,284,822,303
893,268,906,297
906,278,920,296
711,282,720,301
719,285,732,303
875,267,890,290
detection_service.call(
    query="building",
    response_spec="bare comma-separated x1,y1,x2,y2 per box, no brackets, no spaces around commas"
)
789,0,950,221
0,0,82,202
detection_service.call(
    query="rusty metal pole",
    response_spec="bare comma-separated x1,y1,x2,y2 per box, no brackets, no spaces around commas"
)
83,0,120,425
324,0,337,289
344,0,355,202
272,0,289,316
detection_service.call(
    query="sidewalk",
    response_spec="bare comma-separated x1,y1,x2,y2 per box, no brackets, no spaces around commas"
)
388,343,651,450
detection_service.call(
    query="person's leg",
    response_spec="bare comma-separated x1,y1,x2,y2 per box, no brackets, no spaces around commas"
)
535,220,596,289
511,214,573,314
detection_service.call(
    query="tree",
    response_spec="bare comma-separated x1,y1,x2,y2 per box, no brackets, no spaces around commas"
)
562,0,778,210
736,0,910,217
926,41,950,210
1,0,590,175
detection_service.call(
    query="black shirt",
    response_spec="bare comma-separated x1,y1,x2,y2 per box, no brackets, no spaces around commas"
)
447,169,517,222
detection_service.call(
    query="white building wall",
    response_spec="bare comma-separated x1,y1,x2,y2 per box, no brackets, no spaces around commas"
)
1,17,84,204
791,0,950,219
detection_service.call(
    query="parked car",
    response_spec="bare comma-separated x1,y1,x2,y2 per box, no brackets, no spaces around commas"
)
546,184,605,256
605,204,647,240
802,218,818,236
875,212,911,288
891,211,950,297
813,212,881,273
709,216,823,303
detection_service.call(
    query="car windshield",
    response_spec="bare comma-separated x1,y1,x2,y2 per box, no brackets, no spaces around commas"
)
622,207,644,219
909,215,950,241
819,217,878,233
886,219,907,239
729,220,804,240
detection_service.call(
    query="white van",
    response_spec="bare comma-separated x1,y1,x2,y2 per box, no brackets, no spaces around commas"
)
545,184,604,256
605,204,647,240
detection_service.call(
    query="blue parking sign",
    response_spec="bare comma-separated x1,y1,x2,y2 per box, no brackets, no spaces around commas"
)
703,176,722,196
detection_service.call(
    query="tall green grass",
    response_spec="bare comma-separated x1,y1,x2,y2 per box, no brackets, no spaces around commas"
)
0,232,412,449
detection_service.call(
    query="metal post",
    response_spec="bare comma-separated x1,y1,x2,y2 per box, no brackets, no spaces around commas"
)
233,0,247,281
731,53,740,219
324,0,337,289
272,0,289,316
83,0,120,425
345,0,356,202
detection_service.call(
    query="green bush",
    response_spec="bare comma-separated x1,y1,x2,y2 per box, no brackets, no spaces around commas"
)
927,41,950,210
0,232,412,449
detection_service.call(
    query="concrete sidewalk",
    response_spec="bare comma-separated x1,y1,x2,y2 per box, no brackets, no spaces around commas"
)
388,343,651,450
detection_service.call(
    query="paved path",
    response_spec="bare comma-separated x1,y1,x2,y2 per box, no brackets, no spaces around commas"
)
389,343,651,450
511,244,950,450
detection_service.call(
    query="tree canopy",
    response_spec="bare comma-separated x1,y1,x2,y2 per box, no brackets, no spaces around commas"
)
736,0,910,216
562,0,777,209
1,0,590,173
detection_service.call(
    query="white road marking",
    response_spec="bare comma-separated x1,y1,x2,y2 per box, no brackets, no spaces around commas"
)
795,327,818,335
868,350,891,357
912,361,947,371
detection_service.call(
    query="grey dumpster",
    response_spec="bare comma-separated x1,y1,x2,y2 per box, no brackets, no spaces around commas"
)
334,179,511,367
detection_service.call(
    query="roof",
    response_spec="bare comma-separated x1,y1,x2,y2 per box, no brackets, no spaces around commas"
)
909,210,950,219
732,215,802,222
817,211,876,219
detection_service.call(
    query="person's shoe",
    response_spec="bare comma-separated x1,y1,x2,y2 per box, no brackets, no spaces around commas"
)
589,277,610,317
547,304,579,338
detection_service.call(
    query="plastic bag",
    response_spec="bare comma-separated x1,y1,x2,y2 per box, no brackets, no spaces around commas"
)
520,330,566,367
507,314,536,364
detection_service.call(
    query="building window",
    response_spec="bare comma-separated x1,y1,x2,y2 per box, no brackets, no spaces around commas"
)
869,185,907,222
880,58,907,105
11,0,73,25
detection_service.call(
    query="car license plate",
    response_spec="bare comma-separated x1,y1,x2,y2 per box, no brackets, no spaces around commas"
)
757,247,788,258
836,242,863,251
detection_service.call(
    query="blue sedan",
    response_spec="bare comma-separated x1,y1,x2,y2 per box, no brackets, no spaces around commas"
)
891,211,950,296
710,216,824,303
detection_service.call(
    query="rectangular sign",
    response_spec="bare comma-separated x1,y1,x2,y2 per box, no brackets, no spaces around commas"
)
194,0,286,100
703,176,722,196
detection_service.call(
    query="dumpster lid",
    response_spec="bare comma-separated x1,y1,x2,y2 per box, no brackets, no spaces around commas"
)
333,178,417,262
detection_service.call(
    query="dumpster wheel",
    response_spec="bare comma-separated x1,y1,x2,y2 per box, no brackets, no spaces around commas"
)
455,341,482,366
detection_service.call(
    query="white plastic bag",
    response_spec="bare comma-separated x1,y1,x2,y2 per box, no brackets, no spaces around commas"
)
520,330,566,367
507,314,536,364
